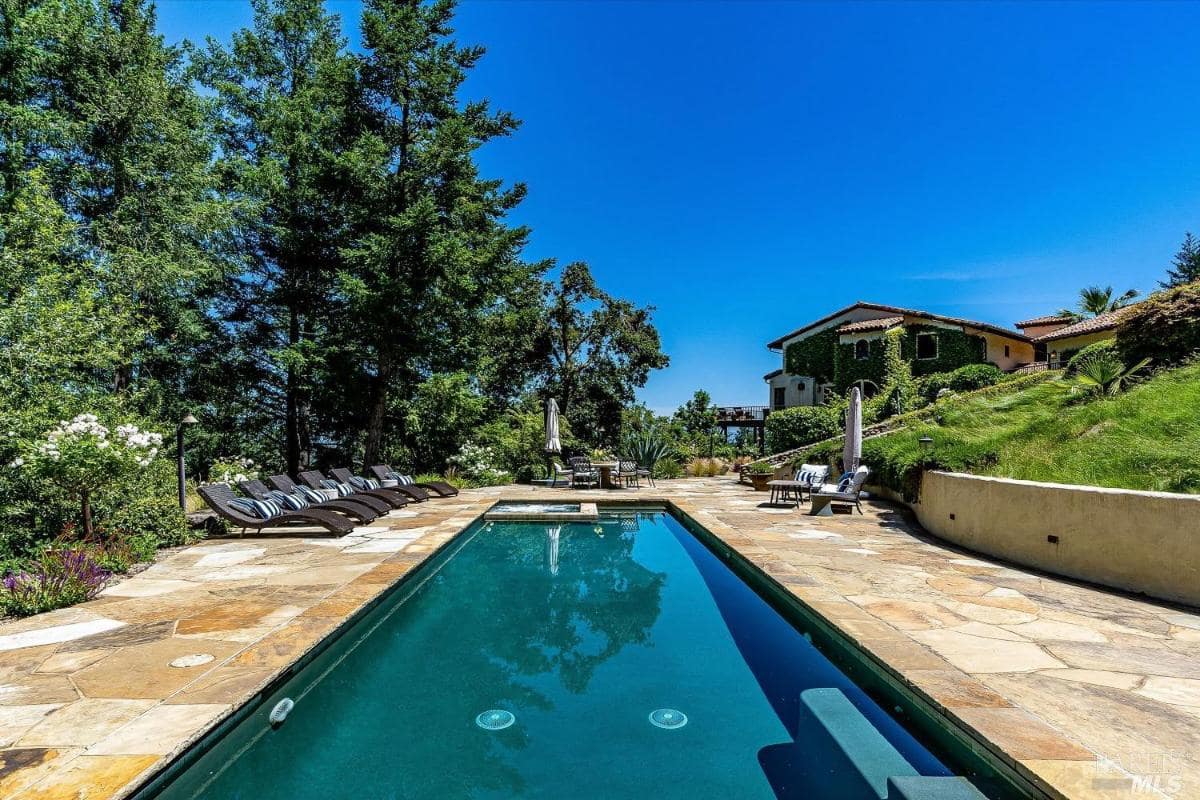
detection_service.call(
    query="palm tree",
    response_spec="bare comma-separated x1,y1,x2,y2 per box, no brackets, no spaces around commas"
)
1058,285,1139,320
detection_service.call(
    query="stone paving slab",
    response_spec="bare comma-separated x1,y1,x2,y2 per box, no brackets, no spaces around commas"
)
0,478,1196,798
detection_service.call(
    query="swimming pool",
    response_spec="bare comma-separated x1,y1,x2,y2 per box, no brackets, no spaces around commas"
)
141,508,1033,799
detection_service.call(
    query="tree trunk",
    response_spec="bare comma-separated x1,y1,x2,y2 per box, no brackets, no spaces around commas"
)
363,352,392,467
285,305,302,474
80,489,93,538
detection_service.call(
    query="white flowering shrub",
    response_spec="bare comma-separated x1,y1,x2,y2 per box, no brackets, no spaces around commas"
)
447,442,510,486
13,414,163,536
207,456,259,485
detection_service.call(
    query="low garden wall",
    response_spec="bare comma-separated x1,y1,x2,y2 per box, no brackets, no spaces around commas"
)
899,471,1200,607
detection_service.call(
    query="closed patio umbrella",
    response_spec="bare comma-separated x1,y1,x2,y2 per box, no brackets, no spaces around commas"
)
544,398,562,454
843,387,862,471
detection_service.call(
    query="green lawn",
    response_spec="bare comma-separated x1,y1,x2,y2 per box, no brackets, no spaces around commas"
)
839,362,1200,495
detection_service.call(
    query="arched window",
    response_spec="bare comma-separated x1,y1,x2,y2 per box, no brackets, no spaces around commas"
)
853,379,881,399
854,339,870,360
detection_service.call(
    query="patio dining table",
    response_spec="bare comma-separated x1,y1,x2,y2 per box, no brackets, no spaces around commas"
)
591,460,620,489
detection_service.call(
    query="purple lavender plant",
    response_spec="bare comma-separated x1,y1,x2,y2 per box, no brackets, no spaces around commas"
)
1,548,110,617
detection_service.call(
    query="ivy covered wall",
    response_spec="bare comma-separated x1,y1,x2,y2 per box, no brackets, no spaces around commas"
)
898,324,988,377
786,323,988,395
784,328,838,383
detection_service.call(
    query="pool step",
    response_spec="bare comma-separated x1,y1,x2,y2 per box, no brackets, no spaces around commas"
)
887,776,988,800
801,689,987,800
801,688,919,798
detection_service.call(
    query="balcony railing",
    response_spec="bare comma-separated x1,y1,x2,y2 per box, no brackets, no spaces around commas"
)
715,405,769,423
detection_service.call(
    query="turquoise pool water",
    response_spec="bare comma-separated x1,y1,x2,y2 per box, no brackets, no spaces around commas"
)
148,510,1021,799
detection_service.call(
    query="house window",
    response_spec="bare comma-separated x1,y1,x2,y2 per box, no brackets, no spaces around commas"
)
916,333,938,360
854,339,870,360
797,382,805,391
1004,344,1010,358
773,387,786,410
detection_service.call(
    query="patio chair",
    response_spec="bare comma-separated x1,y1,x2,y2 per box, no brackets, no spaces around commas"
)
296,470,409,510
616,459,640,488
199,483,354,537
636,462,655,487
368,465,459,497
810,465,870,515
568,456,599,490
331,467,432,503
245,478,381,524
550,460,574,488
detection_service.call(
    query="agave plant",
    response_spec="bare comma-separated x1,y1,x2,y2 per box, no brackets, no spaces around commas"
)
622,427,676,474
1074,352,1151,397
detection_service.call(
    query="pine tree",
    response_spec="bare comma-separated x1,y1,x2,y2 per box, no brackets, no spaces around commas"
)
197,0,358,473
1160,232,1200,289
347,0,540,465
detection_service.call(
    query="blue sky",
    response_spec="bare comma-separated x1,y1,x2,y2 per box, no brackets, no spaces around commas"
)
156,0,1200,415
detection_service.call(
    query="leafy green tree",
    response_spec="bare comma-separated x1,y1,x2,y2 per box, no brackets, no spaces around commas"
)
1059,285,1139,320
1160,232,1200,289
343,0,542,466
536,262,668,446
197,0,357,473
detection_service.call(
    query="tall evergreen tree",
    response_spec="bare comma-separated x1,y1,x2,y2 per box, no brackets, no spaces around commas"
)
347,0,541,465
197,0,357,472
1160,232,1200,289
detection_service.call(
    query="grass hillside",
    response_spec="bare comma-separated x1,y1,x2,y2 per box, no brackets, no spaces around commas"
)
814,362,1200,496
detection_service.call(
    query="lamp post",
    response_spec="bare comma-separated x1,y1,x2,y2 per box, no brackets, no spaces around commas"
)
177,414,198,511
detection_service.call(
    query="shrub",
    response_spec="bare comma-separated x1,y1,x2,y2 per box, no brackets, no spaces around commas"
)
104,490,193,549
1065,340,1118,374
447,443,511,486
14,415,163,537
1074,351,1151,397
947,363,1003,392
685,457,729,477
1117,282,1200,367
1,547,110,617
208,456,259,485
655,459,684,479
917,363,1003,401
744,461,774,475
764,405,841,453
622,427,676,473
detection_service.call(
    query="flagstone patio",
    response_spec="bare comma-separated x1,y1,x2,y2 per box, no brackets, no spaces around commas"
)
0,477,1196,799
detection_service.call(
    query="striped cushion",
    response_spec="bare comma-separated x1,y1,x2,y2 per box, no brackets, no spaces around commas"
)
227,498,258,517
231,497,282,519
320,479,354,497
385,471,414,485
349,476,381,491
297,485,326,504
267,490,308,511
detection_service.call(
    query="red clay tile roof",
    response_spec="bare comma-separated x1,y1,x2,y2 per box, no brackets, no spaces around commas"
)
1015,314,1075,328
837,316,904,334
766,302,1029,349
1033,304,1141,343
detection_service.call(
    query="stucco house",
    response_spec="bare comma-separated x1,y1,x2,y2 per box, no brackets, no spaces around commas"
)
764,302,1035,409
1016,304,1143,366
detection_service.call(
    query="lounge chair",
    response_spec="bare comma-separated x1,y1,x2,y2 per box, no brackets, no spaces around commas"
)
810,465,870,516
268,474,393,515
368,465,459,497
199,483,354,537
768,464,829,507
296,470,409,510
329,467,430,503
243,478,381,524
